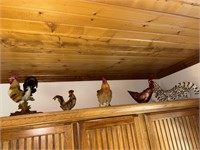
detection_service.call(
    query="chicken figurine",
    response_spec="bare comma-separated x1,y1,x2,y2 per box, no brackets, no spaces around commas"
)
97,77,112,107
128,79,154,103
53,90,76,110
8,74,38,114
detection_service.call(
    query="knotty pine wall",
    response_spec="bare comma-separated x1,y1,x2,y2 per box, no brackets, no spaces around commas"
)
0,63,199,117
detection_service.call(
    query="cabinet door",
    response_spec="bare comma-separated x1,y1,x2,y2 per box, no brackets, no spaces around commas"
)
145,108,199,150
79,115,149,150
1,123,76,150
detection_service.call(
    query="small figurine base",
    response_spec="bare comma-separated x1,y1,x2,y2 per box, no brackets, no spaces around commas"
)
10,110,42,116
10,101,42,116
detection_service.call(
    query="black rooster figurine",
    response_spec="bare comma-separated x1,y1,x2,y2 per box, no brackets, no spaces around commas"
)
8,74,39,116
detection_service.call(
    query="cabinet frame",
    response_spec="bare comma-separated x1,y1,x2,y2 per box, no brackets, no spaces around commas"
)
0,99,199,150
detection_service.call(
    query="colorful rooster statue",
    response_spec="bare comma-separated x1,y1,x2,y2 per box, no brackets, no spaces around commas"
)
97,77,112,107
128,79,154,103
8,74,38,115
53,90,76,110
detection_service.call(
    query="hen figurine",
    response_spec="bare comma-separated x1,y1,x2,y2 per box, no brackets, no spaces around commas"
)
128,79,154,103
53,90,76,110
97,77,112,107
8,74,38,113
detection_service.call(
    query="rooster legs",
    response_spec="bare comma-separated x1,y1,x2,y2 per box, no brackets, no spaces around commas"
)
18,101,31,112
99,102,110,107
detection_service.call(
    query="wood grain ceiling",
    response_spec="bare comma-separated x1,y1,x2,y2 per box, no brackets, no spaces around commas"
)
0,0,199,83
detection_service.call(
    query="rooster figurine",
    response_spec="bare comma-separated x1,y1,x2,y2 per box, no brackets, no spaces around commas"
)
8,74,38,114
53,90,76,110
97,77,112,107
128,79,154,103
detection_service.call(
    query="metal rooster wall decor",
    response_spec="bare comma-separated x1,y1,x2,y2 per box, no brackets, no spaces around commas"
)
8,74,39,116
153,82,199,101
53,90,76,110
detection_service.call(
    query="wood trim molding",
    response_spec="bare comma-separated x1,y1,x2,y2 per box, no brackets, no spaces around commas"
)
0,99,199,129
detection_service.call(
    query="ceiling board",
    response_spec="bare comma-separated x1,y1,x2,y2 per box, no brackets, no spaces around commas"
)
0,0,199,83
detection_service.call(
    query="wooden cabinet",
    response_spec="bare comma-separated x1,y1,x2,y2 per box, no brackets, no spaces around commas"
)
0,99,199,150
1,123,76,150
145,108,199,150
80,115,143,150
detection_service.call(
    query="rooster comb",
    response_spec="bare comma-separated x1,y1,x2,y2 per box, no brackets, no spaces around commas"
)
9,73,19,79
102,77,107,81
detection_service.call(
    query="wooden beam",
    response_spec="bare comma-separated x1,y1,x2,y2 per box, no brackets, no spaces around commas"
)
1,46,198,59
1,22,199,45
0,5,199,36
0,0,199,29
0,30,198,50
157,54,199,78
90,0,200,18
173,0,200,6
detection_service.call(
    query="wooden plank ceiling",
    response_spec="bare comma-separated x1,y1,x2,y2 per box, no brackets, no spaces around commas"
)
0,0,199,83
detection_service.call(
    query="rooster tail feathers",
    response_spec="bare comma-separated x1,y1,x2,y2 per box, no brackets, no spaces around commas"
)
177,82,199,94
128,90,132,94
128,90,138,94
53,95,64,105
128,90,138,96
53,95,63,100
23,76,38,94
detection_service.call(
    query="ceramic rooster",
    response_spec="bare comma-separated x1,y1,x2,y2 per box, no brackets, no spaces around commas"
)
8,74,38,113
97,77,112,107
53,90,76,110
128,79,154,103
